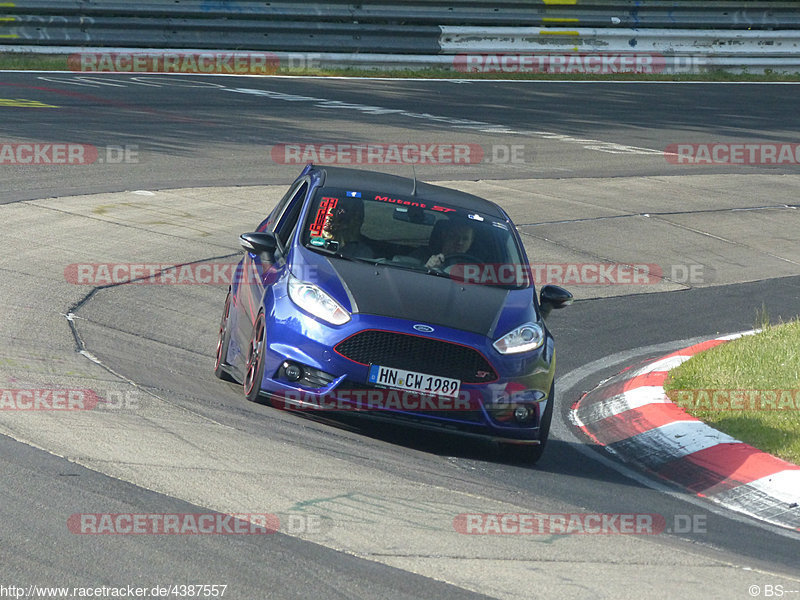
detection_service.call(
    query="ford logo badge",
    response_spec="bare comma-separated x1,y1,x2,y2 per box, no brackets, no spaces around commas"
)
413,324,435,333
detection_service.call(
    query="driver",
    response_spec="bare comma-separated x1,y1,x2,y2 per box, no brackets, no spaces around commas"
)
424,220,475,270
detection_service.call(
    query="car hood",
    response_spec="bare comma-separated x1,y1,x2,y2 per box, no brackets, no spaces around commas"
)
292,246,535,337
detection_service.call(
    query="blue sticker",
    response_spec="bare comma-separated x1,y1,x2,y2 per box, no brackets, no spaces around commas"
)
346,191,362,198
368,365,379,383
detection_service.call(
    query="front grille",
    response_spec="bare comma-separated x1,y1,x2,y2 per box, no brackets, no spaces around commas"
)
334,330,497,384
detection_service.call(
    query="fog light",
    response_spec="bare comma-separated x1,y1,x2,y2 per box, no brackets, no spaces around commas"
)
284,362,303,382
514,405,533,422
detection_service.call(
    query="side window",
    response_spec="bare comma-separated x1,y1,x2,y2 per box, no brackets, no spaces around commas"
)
257,183,297,232
274,182,309,248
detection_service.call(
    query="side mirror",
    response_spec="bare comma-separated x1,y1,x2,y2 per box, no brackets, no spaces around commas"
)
539,285,573,319
239,232,278,256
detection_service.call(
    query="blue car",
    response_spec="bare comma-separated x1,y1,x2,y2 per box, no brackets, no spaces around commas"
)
214,165,572,463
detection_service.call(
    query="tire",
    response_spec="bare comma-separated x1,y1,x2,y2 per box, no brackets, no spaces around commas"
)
501,382,555,465
243,312,267,403
213,290,235,382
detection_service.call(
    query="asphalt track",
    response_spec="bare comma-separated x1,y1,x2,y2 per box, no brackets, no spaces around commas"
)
1,73,799,599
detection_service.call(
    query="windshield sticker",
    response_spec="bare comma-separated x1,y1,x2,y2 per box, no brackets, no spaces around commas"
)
468,213,485,222
309,236,327,247
329,189,463,216
492,221,509,229
373,195,426,208
310,196,338,236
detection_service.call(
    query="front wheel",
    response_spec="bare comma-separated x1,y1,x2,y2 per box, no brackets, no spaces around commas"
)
243,313,267,403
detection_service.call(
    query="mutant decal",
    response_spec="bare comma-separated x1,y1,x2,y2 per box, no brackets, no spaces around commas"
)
372,195,427,209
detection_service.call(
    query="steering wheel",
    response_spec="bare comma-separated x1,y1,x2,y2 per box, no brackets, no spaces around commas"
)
441,253,483,274
439,253,483,277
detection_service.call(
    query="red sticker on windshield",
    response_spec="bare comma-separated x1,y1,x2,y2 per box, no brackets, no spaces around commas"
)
310,196,338,236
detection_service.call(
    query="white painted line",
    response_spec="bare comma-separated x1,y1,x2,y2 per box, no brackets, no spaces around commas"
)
221,86,664,155
745,470,800,506
619,420,741,458
716,330,758,341
25,72,666,155
633,354,692,374
579,386,670,424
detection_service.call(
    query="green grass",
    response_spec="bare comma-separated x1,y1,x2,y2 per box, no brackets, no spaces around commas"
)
664,317,800,464
2,52,800,81
0,53,69,71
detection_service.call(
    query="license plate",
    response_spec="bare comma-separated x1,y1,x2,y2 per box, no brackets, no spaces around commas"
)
368,365,461,398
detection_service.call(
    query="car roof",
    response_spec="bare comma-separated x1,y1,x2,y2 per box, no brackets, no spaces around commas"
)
313,165,506,218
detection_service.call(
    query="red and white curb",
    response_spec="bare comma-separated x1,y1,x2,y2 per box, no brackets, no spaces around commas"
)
570,332,800,531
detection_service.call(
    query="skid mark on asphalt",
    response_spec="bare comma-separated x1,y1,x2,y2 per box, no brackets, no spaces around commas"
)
289,492,564,544
514,203,800,228
0,80,213,124
224,86,664,156
90,201,215,237
30,75,662,156
28,199,232,246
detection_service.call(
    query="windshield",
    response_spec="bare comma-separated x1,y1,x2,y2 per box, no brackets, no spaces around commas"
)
301,187,530,289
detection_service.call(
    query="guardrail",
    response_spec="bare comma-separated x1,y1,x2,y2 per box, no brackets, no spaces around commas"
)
3,1,800,29
441,27,800,57
1,1,799,73
2,15,441,53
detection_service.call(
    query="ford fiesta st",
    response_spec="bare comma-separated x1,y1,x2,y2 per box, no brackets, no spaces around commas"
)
214,164,572,463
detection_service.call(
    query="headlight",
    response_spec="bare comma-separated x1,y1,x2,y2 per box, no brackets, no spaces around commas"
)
493,322,544,354
287,274,350,325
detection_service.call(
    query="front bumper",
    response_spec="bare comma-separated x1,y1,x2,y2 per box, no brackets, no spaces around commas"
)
258,301,556,442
